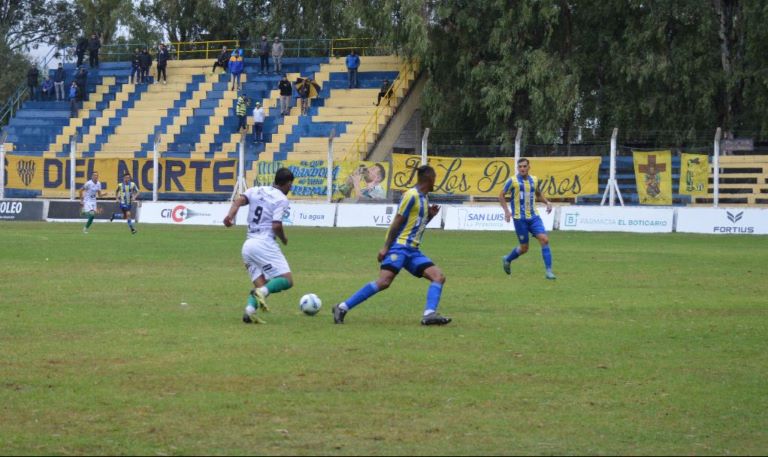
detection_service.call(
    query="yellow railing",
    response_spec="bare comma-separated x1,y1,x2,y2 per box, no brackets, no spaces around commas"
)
331,38,392,57
168,40,241,60
346,61,416,161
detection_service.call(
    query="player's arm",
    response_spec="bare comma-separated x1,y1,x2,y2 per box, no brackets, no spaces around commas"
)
535,190,552,214
272,221,288,246
223,195,247,227
499,181,512,222
378,213,406,262
426,204,440,223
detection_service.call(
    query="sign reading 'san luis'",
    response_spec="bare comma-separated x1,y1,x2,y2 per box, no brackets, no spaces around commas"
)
391,154,601,198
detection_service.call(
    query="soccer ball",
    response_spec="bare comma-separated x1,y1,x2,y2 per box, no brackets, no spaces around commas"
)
299,293,322,316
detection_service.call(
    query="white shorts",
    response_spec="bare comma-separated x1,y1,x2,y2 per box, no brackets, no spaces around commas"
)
241,236,291,282
83,201,97,213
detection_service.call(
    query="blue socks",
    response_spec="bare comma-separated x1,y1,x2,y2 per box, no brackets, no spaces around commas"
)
505,247,521,263
425,282,443,314
127,219,135,230
542,245,552,271
344,281,380,310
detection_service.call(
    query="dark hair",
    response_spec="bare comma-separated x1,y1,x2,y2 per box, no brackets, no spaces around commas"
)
274,167,294,186
123,172,131,178
372,163,386,181
517,158,530,165
417,165,435,181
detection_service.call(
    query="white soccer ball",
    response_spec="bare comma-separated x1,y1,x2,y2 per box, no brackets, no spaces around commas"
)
299,293,322,316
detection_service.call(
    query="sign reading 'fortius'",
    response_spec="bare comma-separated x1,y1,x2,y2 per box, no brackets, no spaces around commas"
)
391,154,601,197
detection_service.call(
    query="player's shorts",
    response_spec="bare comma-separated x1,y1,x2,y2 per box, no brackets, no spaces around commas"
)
83,200,97,213
241,235,291,282
513,215,547,244
380,244,435,278
119,203,133,212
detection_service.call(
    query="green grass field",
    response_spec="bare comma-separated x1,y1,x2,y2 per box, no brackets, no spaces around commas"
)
1,221,767,455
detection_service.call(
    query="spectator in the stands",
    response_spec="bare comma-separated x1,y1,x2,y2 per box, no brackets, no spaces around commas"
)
252,102,265,143
53,63,65,101
278,74,292,115
69,82,79,117
156,43,170,84
130,48,141,84
76,36,87,67
26,66,39,101
75,67,88,101
271,37,284,74
346,50,360,89
88,33,101,68
229,48,244,91
139,48,153,83
41,76,55,101
212,46,229,73
236,93,249,132
376,79,392,106
257,35,270,75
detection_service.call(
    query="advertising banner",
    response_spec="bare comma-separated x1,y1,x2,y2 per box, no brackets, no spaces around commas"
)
139,202,231,225
558,206,674,233
247,160,390,201
679,153,710,196
336,204,442,229
633,150,673,205
391,154,601,198
235,203,336,227
4,156,238,198
676,208,768,235
0,200,45,221
47,200,122,220
443,205,555,231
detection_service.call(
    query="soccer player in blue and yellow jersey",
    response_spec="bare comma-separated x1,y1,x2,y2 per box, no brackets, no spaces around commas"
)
332,165,451,326
110,172,139,234
498,158,556,279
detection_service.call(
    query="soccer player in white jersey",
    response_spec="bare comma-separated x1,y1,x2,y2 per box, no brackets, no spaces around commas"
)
110,172,139,234
79,171,105,233
223,168,295,324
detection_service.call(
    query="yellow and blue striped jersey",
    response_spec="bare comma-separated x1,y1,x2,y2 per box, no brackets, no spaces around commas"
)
388,187,428,248
503,175,539,219
116,181,138,205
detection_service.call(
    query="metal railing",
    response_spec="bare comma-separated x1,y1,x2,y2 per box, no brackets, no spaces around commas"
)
0,45,61,129
331,38,392,57
347,60,416,161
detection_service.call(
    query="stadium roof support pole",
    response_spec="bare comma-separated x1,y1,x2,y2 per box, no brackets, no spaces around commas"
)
69,138,76,201
328,128,335,203
714,127,722,208
514,128,523,164
231,133,247,201
152,140,159,202
601,128,624,207
421,128,430,166
0,134,6,200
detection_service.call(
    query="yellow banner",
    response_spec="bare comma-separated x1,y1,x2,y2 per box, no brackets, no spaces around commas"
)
679,153,709,196
3,156,239,197
247,160,390,200
633,150,673,205
391,154,601,197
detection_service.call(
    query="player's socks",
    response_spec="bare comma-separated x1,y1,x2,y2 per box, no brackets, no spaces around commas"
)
85,214,94,229
127,219,135,230
542,245,553,270
424,282,443,315
265,277,292,294
505,247,521,263
344,281,380,310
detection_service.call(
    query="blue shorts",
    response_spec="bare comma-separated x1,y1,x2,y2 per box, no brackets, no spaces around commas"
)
119,203,133,212
513,216,547,244
380,244,435,278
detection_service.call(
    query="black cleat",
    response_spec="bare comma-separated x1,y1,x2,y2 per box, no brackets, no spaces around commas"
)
109,213,115,222
131,229,137,235
242,312,266,324
332,304,347,324
421,312,452,326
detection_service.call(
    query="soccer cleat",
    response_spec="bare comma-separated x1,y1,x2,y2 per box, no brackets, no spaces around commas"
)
109,213,114,222
332,304,347,324
242,312,266,324
82,228,88,234
421,312,452,326
502,256,511,275
545,271,557,280
131,229,137,235
250,288,270,313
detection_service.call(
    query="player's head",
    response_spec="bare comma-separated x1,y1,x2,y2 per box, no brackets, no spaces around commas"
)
416,165,436,193
367,163,386,184
273,167,294,195
122,172,131,183
91,171,99,181
517,158,530,176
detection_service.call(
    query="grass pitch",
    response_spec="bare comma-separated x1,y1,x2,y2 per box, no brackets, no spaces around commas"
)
1,221,767,455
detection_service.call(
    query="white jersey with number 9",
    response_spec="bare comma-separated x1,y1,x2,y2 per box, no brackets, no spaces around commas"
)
243,186,289,239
